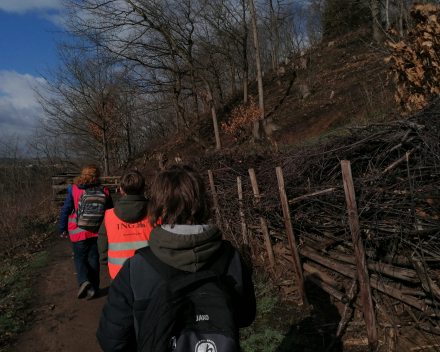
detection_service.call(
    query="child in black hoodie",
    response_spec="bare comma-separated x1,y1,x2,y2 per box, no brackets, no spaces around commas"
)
97,165,256,351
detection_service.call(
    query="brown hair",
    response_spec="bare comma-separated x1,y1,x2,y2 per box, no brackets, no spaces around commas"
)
74,164,101,185
120,170,145,195
148,165,212,226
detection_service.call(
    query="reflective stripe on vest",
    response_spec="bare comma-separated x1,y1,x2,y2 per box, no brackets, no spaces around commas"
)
108,256,131,266
109,241,149,251
105,209,153,279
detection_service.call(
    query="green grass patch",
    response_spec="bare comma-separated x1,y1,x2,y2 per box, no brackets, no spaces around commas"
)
240,273,297,352
299,126,351,148
241,329,284,352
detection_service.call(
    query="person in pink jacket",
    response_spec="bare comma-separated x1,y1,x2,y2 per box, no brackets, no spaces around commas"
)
59,165,113,299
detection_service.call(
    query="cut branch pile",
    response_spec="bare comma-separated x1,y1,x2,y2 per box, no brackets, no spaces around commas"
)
187,97,440,349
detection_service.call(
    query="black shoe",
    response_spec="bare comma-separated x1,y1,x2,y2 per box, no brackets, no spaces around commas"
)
77,281,91,299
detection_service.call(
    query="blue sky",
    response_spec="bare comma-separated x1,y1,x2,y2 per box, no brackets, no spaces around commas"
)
0,0,64,141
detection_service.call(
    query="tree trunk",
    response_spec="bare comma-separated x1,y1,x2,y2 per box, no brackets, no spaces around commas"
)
248,0,265,142
399,0,405,38
203,81,221,150
385,0,390,30
242,0,249,105
213,62,224,106
228,65,235,98
171,77,212,150
102,128,109,176
371,0,384,44
126,120,132,162
269,0,280,71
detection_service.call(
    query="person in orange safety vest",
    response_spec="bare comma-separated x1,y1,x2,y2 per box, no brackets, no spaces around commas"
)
98,170,155,279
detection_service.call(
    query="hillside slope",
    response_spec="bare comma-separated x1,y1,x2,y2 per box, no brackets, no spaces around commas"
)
144,28,396,168
133,29,440,352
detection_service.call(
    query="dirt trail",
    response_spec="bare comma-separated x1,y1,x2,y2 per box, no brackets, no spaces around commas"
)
14,238,111,352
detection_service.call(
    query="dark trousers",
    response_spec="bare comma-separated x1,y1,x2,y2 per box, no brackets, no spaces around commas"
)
72,237,100,291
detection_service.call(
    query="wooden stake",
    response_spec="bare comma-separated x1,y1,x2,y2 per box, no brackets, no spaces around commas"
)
208,170,223,232
237,176,248,245
276,166,309,307
341,160,378,351
248,168,275,269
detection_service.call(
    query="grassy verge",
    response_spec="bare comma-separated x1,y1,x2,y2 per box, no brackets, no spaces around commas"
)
240,273,296,352
0,219,56,349
240,272,345,352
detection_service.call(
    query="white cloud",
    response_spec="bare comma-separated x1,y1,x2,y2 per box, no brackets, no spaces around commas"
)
0,70,46,136
0,0,63,14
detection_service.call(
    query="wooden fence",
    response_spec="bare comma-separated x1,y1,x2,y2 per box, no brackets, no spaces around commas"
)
205,160,431,350
52,173,121,202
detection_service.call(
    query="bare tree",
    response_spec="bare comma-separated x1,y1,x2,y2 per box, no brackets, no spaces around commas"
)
63,0,223,150
248,0,266,142
199,0,251,104
35,44,127,175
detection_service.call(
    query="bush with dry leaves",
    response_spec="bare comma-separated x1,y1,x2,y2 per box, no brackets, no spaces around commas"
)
385,3,440,112
221,97,261,142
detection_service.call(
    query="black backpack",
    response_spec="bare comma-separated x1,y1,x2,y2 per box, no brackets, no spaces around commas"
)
76,185,106,232
136,242,239,352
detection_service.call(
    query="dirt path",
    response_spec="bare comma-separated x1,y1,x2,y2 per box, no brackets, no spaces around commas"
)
14,238,111,352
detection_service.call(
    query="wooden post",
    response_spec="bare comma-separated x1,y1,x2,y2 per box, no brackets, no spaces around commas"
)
341,160,378,351
248,168,275,269
208,170,223,232
237,177,248,245
276,167,309,307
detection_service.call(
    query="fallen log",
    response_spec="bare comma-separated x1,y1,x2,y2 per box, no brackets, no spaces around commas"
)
401,289,426,297
279,252,343,290
303,262,342,290
382,254,440,267
327,249,419,283
410,256,440,301
300,246,435,314
304,273,351,304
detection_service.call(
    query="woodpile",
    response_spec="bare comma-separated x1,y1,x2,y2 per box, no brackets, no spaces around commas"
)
186,97,440,350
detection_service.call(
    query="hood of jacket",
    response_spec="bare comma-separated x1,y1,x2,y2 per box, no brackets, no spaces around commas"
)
114,195,149,223
149,225,223,272
76,182,101,189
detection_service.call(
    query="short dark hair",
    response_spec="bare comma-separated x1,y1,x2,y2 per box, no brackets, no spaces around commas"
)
148,165,212,226
120,170,145,195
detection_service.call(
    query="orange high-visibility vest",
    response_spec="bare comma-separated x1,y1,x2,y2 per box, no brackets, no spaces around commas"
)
105,209,153,278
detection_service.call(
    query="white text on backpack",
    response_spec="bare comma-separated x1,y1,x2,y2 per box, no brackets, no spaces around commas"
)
196,314,209,321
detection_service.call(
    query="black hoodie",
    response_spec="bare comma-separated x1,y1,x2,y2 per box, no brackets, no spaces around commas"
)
96,225,256,352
